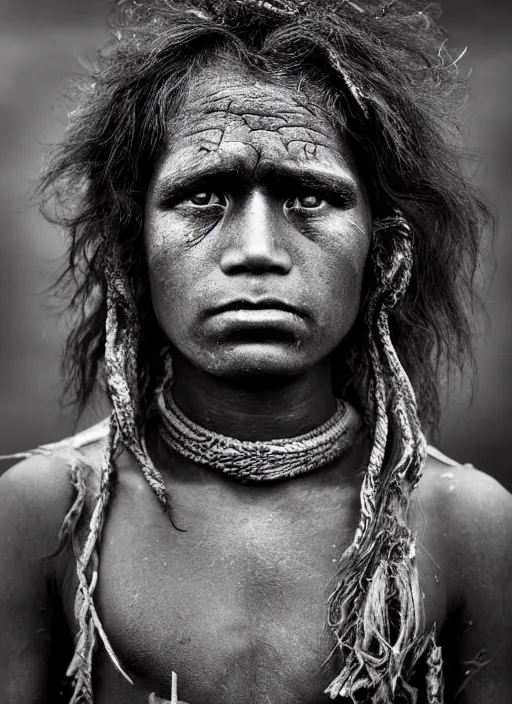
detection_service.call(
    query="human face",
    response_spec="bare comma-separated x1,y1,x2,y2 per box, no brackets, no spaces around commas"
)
144,61,371,380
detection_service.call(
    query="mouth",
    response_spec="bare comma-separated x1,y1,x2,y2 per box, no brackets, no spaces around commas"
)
203,298,310,344
210,298,307,318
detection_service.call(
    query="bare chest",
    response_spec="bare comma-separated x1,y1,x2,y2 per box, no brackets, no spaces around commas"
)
61,468,447,704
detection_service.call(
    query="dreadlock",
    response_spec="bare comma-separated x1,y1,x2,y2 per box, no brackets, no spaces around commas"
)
35,0,492,702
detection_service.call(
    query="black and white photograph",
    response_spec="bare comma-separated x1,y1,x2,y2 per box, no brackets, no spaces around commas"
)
0,1,511,702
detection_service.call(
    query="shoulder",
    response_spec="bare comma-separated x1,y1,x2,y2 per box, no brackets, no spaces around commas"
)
0,424,106,699
416,452,512,699
0,420,108,560
418,447,512,547
416,446,512,609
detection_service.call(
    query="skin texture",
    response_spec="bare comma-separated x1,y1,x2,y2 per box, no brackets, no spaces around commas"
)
0,60,512,704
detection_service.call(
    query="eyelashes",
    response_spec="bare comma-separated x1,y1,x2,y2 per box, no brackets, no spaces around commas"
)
153,162,359,214
186,192,227,207
163,189,354,214
151,186,363,250
284,193,326,211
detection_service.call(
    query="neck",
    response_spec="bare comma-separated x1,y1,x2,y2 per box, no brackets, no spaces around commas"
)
169,355,338,441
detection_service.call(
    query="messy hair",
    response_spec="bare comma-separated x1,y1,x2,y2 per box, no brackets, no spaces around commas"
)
41,0,490,431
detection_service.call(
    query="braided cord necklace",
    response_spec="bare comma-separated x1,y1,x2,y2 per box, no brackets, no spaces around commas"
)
156,391,363,482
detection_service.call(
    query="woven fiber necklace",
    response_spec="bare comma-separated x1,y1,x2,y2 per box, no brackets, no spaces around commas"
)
156,391,362,482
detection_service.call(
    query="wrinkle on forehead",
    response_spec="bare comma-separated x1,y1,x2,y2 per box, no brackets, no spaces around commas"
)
173,61,332,127
160,62,357,181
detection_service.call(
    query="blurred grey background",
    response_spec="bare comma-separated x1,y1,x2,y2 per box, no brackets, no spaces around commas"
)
0,1,511,488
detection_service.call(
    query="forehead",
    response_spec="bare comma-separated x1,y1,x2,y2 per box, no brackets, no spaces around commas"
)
154,61,358,187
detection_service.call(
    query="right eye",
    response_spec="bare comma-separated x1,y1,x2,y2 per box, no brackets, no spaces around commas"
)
187,192,226,207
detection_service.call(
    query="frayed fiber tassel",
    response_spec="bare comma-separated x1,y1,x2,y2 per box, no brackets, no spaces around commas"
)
325,212,443,703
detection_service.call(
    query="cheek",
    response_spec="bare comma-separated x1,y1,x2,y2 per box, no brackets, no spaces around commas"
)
144,229,192,337
145,227,220,356
313,227,370,335
146,255,180,340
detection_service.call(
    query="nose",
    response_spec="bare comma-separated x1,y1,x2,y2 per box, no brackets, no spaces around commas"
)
219,191,292,276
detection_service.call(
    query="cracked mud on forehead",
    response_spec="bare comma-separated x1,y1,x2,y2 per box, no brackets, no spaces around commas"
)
163,61,355,177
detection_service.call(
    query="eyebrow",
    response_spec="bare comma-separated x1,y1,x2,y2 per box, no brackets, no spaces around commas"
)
152,159,359,205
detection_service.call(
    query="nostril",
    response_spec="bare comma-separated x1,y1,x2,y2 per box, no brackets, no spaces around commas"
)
220,249,292,275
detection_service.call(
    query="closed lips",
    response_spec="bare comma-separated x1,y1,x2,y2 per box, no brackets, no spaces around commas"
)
211,300,306,317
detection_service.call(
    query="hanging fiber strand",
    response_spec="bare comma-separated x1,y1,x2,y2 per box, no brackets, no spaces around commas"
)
63,258,171,702
325,213,443,702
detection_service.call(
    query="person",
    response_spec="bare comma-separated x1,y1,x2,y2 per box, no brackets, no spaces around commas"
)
0,0,511,702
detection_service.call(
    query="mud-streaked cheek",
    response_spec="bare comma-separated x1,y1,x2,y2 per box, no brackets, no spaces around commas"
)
287,206,369,267
303,215,370,335
145,207,222,257
144,219,215,343
144,222,186,324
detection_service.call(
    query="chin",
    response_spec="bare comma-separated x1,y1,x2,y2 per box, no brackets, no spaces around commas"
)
201,342,312,379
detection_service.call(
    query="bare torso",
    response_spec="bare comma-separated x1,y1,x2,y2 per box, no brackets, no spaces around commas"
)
54,423,450,704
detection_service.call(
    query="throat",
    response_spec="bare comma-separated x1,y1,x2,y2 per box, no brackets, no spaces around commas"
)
170,354,339,441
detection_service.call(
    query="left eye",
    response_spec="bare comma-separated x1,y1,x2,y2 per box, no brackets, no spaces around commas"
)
285,194,325,209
